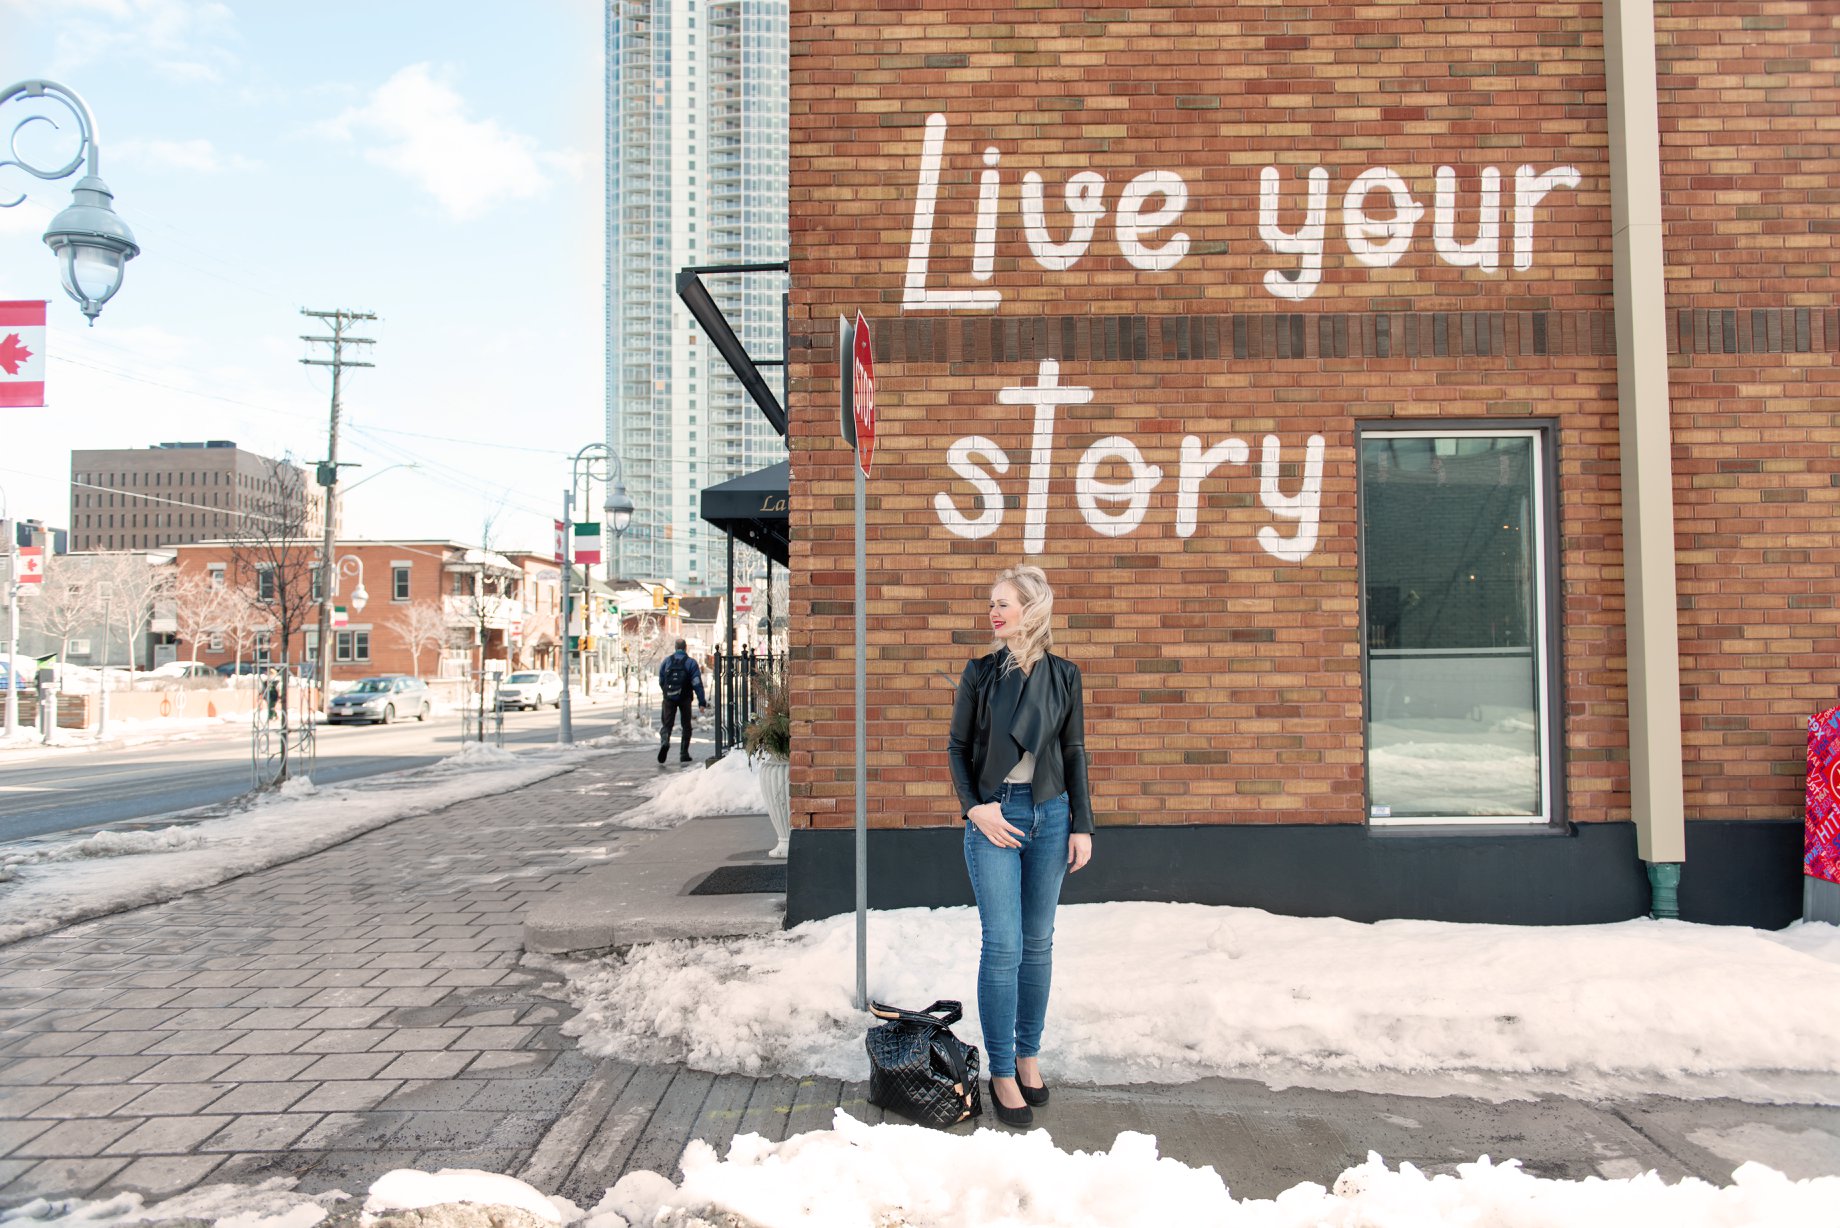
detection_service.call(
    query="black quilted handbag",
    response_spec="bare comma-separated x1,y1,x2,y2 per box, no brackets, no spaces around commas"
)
865,999,982,1128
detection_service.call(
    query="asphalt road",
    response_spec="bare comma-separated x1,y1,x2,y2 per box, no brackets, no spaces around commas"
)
0,696,668,844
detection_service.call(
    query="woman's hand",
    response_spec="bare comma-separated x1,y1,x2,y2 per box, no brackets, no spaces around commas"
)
1067,833,1093,872
967,803,1025,848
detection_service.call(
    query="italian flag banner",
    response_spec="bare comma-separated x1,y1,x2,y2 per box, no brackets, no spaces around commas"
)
573,522,602,565
0,301,47,409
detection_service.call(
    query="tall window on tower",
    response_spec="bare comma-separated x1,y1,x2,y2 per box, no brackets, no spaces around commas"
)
1358,428,1560,825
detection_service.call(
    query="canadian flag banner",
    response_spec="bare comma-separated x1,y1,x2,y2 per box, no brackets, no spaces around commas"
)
0,301,47,409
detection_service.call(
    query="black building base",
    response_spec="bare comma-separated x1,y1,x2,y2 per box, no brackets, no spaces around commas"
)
785,819,1803,930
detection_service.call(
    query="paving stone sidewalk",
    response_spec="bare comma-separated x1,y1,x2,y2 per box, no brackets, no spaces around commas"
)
0,741,743,1207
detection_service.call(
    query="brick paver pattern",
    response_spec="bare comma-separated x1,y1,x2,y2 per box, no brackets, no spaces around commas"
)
0,744,776,1206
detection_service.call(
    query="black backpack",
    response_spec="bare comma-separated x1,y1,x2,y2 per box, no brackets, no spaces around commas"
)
662,655,688,700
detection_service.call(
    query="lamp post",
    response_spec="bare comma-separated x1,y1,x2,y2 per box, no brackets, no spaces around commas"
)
559,443,635,745
0,80,140,324
2,485,15,739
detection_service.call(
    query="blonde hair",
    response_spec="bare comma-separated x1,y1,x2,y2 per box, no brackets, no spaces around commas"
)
991,564,1054,676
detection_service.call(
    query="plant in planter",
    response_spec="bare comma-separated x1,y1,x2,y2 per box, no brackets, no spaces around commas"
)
743,671,792,859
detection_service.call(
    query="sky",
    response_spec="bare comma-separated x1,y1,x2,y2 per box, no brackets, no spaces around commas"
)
0,0,608,555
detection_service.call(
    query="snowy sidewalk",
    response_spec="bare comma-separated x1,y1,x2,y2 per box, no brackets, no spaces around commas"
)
1,738,1837,1218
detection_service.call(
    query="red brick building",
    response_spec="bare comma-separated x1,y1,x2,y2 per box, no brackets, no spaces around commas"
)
171,540,542,685
783,0,1837,928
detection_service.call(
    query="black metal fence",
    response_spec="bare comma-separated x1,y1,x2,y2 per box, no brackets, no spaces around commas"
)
710,648,785,757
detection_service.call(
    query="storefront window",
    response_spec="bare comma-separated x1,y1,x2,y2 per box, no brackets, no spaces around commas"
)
1360,430,1553,824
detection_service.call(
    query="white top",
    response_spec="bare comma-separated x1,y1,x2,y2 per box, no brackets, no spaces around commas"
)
1005,750,1036,784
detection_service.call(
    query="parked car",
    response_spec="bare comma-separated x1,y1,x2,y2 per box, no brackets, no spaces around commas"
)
149,661,218,680
217,661,308,679
496,670,563,711
327,675,431,725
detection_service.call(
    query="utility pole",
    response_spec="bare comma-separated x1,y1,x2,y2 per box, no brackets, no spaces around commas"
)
301,308,376,715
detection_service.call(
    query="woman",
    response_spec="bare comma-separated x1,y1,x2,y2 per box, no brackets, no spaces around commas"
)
948,564,1095,1128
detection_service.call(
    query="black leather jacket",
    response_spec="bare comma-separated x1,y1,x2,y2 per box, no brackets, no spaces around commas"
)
948,649,1094,834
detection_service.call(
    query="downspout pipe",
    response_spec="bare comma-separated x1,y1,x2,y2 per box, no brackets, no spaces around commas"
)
1605,0,1688,917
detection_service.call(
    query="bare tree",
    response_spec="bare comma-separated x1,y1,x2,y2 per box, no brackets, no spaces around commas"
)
170,571,230,663
217,587,271,674
22,555,99,664
227,458,319,782
387,599,448,678
451,518,518,739
91,553,175,670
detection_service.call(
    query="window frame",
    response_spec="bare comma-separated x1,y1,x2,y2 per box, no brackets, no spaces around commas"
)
1355,421,1566,830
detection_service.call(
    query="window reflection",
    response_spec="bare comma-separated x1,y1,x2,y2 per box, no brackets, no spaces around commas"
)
1362,434,1545,820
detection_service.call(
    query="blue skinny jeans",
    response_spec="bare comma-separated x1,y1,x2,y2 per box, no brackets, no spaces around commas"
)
963,782,1071,1079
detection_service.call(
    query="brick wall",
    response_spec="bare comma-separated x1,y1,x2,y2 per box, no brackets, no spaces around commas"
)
1657,2,1840,818
787,0,1835,834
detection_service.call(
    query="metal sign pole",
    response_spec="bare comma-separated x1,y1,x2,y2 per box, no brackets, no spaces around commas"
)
559,495,574,745
854,454,868,1011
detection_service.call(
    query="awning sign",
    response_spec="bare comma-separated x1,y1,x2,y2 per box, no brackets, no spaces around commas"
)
0,301,47,409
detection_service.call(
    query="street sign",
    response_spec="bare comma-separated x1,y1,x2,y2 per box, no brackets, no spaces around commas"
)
851,310,876,475
16,547,43,584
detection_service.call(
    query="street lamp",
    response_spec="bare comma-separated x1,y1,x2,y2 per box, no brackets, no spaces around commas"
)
332,554,367,611
559,442,636,745
0,80,139,324
327,554,366,672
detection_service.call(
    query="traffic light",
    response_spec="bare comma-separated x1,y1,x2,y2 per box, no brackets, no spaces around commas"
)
668,597,682,616
652,585,667,609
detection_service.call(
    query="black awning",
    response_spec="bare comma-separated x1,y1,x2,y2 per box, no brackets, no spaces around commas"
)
700,460,789,566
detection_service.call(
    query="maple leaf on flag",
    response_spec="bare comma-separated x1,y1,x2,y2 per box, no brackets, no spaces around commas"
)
0,333,31,376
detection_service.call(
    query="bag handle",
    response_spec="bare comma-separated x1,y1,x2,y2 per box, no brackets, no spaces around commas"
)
868,999,963,1028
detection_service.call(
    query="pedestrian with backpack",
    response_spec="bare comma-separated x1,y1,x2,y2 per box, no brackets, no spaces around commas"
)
657,639,709,764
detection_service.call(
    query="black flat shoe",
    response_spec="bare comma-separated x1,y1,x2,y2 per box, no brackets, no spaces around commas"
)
1018,1078,1049,1107
987,1078,1033,1128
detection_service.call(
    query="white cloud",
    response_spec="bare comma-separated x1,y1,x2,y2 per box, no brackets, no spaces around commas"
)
317,63,584,223
113,137,261,175
37,0,241,85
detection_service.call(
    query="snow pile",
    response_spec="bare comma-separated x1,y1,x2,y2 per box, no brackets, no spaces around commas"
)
365,1169,571,1224
7,1124,1838,1228
0,1177,347,1227
558,903,1840,1102
615,751,764,829
440,740,524,769
0,826,209,874
625,1113,1840,1228
0,748,578,947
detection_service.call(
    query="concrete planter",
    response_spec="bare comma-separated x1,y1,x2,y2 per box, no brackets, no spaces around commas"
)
758,754,791,859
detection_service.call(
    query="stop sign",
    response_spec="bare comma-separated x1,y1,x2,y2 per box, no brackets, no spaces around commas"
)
850,311,875,475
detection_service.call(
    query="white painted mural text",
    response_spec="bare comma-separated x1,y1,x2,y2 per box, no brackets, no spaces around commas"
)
903,114,1582,310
